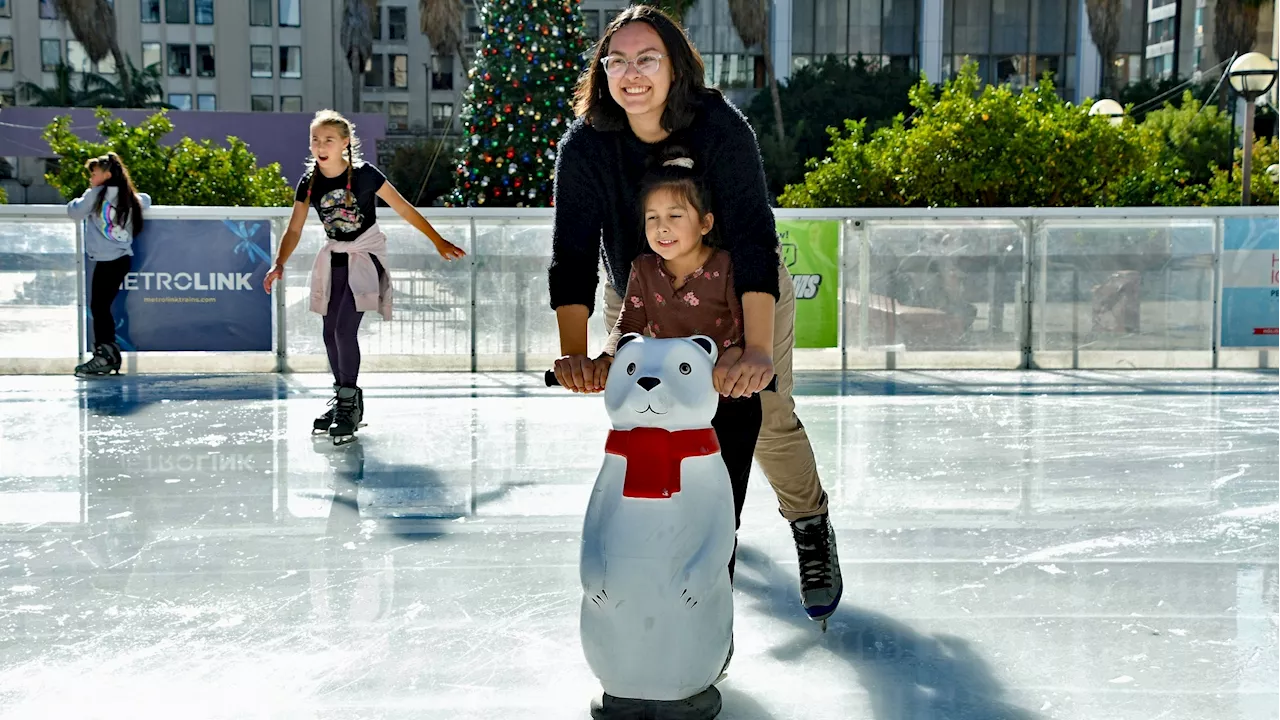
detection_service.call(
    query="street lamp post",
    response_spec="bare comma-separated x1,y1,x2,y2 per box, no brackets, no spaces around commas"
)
1089,98,1125,126
1227,52,1279,206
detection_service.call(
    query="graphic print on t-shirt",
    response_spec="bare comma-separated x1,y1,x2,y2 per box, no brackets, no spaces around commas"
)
317,188,362,235
97,202,131,244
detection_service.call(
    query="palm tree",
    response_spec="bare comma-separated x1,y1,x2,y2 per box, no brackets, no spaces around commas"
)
727,0,784,141
637,0,699,21
53,0,132,104
1085,0,1122,96
92,58,172,109
341,0,378,111
1213,0,1265,68
17,62,114,107
419,0,470,75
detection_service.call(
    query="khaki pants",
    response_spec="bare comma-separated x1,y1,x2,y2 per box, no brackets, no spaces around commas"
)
602,260,828,521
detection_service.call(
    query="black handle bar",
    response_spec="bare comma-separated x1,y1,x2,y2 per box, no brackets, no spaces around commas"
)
544,370,777,393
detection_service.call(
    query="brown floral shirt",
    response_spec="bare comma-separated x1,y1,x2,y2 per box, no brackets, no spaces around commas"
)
604,248,743,356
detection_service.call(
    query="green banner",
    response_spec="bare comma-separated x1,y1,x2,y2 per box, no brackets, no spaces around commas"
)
777,220,839,348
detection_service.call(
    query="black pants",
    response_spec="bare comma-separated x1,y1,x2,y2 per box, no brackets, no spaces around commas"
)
711,393,763,580
90,255,132,346
322,255,385,388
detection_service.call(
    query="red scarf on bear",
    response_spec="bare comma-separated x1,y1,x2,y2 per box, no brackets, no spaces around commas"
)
604,427,721,499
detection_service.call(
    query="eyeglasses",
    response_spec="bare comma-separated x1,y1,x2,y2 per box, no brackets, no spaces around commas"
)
601,53,665,77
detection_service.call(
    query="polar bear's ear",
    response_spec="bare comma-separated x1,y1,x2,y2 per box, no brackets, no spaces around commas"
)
616,333,643,352
689,335,717,363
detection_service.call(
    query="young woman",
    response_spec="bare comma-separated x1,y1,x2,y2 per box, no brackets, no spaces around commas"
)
549,5,842,625
264,110,465,443
68,152,150,377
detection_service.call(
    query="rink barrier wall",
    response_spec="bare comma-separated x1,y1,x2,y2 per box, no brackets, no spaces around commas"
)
0,205,1276,374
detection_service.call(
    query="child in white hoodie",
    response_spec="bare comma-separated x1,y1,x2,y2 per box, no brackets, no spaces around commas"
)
67,152,151,377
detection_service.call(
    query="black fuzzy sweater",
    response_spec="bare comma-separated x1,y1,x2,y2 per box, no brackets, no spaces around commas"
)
549,92,780,314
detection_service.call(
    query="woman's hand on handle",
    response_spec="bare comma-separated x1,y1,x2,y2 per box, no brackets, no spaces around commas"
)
554,354,611,393
722,345,774,398
554,354,595,393
263,265,284,294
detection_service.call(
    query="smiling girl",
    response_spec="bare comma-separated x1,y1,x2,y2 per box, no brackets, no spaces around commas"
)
264,110,465,443
603,144,759,583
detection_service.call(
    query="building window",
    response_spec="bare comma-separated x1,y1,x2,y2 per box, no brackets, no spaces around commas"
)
280,95,302,112
168,93,193,110
364,54,384,87
388,101,409,130
0,37,11,72
362,100,384,113
41,39,62,72
250,0,270,26
431,102,453,130
251,94,273,112
168,44,192,76
195,0,213,24
70,40,115,75
431,55,454,90
389,7,407,40
40,0,58,19
279,46,301,78
68,40,88,72
250,45,272,77
278,0,299,26
197,93,216,111
372,5,382,40
166,0,189,24
196,44,215,77
141,0,160,22
390,54,408,88
0,0,9,18
142,42,162,70
584,10,600,39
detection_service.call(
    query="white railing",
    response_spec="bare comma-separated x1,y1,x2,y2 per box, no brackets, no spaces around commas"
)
0,204,1276,373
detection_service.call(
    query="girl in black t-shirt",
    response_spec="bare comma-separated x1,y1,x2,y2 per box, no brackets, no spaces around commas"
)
265,110,465,444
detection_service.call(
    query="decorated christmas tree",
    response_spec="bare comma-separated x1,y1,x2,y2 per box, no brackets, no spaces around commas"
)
447,0,591,207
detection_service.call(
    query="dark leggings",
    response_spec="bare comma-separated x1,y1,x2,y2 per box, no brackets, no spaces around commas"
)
711,393,763,580
90,255,132,346
322,258,383,388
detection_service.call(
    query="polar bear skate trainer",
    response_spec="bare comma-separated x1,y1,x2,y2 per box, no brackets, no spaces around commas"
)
576,333,736,720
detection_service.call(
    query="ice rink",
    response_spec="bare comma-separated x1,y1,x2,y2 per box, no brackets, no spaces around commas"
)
0,370,1276,720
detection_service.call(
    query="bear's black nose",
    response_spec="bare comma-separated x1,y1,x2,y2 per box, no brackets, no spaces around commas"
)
637,376,661,391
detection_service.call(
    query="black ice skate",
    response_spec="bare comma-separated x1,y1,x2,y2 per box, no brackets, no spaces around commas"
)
790,507,843,631
74,342,121,377
328,386,364,445
590,685,722,720
312,384,339,434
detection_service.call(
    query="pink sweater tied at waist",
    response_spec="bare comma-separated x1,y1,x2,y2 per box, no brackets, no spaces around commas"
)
309,224,393,321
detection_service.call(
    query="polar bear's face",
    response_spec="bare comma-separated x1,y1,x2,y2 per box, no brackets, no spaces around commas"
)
605,334,719,431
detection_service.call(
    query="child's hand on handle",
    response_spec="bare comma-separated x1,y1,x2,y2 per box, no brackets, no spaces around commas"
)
713,346,744,396
263,265,283,293
721,345,774,398
433,237,466,261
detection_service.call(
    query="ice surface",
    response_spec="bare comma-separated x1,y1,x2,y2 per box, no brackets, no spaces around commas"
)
0,370,1276,720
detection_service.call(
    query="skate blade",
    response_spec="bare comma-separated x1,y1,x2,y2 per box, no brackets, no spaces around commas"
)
332,435,359,446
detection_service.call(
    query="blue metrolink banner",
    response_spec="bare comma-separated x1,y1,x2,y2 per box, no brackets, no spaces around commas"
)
86,219,273,352
1220,217,1279,348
